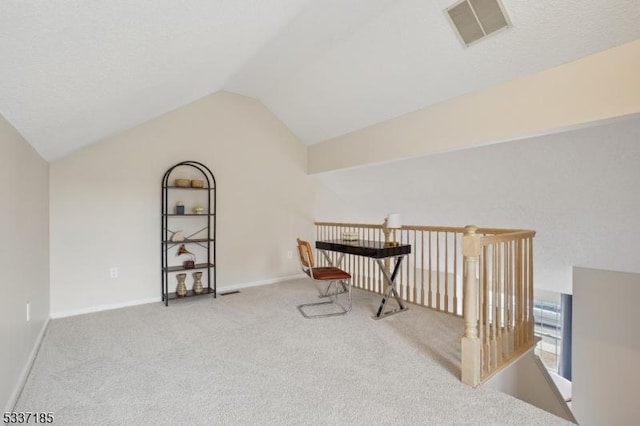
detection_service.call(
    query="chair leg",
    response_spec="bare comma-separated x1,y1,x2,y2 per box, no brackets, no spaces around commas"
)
318,280,349,298
298,280,351,319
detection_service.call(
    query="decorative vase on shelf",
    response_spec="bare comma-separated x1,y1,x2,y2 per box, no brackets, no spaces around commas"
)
176,273,187,297
192,271,203,295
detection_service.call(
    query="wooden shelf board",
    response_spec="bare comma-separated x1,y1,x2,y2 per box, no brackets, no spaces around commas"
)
162,238,215,244
167,287,215,300
164,263,215,272
164,186,213,190
163,213,215,217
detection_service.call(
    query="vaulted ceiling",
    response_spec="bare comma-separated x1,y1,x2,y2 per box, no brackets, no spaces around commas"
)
1,0,639,161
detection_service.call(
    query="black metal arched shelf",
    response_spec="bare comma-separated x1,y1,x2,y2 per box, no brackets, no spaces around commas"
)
161,161,216,306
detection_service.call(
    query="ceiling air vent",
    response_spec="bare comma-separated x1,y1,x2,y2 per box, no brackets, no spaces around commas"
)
446,0,511,47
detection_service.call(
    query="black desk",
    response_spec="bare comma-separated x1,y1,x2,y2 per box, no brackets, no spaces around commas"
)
316,239,411,319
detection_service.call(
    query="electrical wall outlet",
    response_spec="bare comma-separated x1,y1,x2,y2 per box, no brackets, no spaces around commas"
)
287,250,293,260
26,302,30,322
110,267,119,279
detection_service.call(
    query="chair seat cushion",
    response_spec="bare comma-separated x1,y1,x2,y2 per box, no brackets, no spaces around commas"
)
308,267,351,280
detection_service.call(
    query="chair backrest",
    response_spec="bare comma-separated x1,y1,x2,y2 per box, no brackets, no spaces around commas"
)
296,238,315,269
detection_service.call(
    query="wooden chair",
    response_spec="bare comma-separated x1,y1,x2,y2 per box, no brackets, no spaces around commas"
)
296,238,352,318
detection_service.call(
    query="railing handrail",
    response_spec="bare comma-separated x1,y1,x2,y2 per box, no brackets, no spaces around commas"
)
315,221,530,235
314,221,383,230
479,230,536,245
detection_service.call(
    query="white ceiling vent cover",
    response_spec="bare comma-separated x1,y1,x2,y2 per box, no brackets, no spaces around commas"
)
446,0,511,47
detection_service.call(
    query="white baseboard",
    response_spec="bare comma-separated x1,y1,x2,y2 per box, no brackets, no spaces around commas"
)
50,274,306,318
50,297,160,319
5,317,50,412
218,273,305,293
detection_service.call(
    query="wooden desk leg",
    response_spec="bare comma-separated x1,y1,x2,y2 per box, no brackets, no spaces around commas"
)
374,256,408,319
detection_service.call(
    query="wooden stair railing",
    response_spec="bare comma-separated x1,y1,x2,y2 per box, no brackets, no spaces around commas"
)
462,225,537,386
314,221,537,386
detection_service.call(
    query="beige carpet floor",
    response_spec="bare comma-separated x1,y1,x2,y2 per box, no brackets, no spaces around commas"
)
16,279,573,425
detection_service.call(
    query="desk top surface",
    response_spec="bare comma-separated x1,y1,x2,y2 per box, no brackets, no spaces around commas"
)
316,239,411,258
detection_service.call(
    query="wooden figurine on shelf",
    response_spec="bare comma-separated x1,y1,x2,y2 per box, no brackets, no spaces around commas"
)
176,244,195,269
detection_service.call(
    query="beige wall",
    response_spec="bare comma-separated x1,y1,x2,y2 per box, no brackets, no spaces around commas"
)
309,39,640,174
313,116,640,294
572,267,640,425
50,92,313,315
0,114,50,411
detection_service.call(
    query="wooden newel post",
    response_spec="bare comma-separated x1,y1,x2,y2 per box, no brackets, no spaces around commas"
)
461,225,482,387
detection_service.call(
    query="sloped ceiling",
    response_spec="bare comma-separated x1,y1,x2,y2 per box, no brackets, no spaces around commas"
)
1,0,639,161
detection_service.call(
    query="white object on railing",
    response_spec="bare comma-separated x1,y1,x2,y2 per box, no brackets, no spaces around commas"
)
383,213,402,248
386,213,402,229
